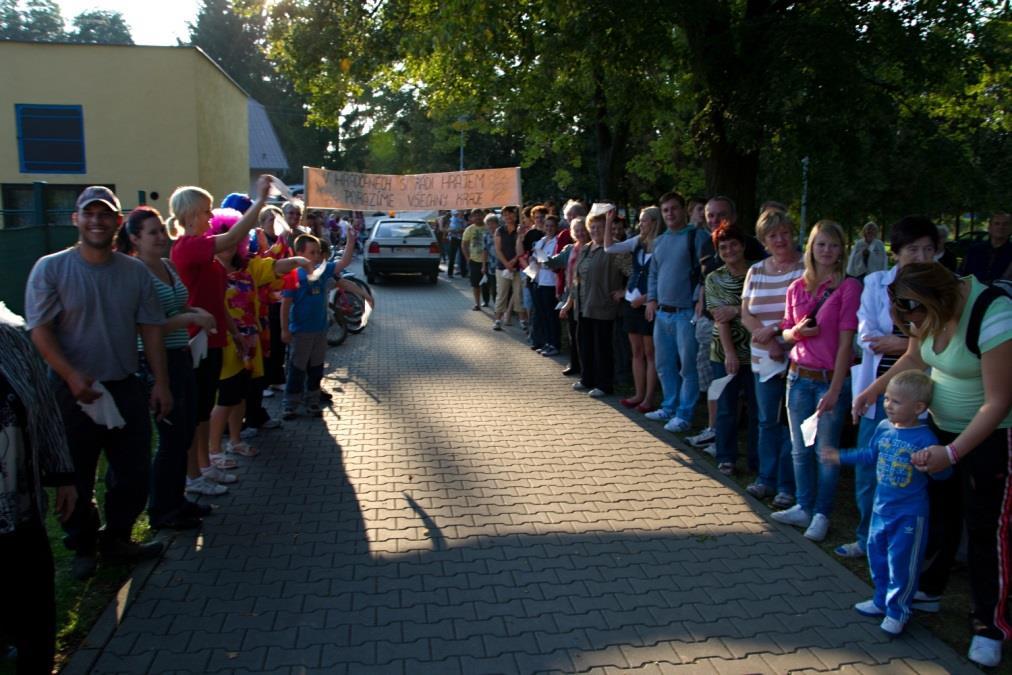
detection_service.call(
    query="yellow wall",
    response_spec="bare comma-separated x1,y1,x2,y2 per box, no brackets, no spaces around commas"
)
194,51,249,203
0,42,247,216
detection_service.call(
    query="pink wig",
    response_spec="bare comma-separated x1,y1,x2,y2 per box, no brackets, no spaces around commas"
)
209,208,249,260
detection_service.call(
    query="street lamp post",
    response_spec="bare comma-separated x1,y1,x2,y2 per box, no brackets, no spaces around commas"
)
457,115,467,171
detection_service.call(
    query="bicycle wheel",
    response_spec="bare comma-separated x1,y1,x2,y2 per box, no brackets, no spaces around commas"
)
327,309,348,346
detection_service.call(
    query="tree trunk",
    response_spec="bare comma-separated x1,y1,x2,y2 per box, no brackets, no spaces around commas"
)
702,113,760,233
592,74,613,199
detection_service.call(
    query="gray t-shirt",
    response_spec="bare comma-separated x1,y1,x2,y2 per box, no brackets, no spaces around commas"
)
25,247,164,381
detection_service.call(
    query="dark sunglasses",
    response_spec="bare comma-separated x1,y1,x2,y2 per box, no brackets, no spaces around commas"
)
887,286,924,313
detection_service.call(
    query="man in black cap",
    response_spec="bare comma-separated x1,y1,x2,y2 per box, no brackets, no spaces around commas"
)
25,186,171,579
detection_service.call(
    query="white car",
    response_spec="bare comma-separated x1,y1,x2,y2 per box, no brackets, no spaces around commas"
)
363,218,441,284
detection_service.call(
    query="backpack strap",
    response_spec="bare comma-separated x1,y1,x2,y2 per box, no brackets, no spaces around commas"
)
966,285,1010,358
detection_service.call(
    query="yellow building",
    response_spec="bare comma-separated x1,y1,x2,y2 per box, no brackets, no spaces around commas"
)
0,41,251,227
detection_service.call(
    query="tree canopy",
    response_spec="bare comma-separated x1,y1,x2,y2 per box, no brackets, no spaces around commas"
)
254,0,1009,232
256,0,1009,231
186,0,333,182
1,0,132,44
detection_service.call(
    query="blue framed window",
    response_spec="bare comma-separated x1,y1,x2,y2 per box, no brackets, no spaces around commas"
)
15,104,86,174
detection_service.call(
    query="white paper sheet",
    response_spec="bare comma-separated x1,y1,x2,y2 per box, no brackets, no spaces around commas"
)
707,372,736,401
479,273,488,286
307,263,327,283
624,288,643,304
523,263,539,280
757,354,789,382
801,411,820,447
188,329,208,368
77,382,126,429
272,213,291,238
267,176,293,200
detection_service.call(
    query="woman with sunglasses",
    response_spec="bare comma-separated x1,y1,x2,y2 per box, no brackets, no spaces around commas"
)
837,216,940,560
853,261,1012,668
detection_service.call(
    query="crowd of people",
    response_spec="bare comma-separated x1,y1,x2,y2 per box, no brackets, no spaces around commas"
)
446,197,1011,667
1,175,1009,671
0,176,364,673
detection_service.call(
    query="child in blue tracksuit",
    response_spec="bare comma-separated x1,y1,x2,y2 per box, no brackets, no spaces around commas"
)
822,370,951,635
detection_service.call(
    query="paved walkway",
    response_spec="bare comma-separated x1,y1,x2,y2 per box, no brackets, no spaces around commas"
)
75,269,975,674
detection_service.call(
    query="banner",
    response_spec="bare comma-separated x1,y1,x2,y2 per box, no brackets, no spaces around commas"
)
304,166,522,211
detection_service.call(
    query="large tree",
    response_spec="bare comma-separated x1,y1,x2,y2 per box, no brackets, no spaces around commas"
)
188,0,332,182
1,0,132,44
261,0,1009,226
68,9,132,44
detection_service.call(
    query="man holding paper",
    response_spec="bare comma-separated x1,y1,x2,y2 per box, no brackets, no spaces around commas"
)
25,186,171,580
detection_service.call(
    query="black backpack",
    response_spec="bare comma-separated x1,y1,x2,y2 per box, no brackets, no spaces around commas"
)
965,282,1012,358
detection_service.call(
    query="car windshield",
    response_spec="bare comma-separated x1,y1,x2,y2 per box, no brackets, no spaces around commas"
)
376,222,431,238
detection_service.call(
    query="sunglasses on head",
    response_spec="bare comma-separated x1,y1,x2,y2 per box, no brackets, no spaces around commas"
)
887,286,924,313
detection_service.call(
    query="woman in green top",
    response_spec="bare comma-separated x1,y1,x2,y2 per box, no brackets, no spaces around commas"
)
704,223,757,476
853,262,1012,668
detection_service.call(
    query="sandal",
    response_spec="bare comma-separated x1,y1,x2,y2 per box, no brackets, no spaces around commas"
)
209,452,238,470
225,440,259,458
718,462,735,476
636,402,655,414
619,398,643,409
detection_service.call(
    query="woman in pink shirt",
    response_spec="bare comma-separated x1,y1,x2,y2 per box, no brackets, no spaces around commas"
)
771,220,861,542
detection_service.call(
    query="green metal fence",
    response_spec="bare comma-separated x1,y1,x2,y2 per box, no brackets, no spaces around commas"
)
0,182,149,316
0,224,80,316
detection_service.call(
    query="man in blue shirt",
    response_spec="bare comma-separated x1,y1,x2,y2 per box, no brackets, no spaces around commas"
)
447,210,467,278
645,191,707,433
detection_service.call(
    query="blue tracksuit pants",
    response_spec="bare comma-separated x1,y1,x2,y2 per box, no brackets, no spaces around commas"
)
867,511,927,622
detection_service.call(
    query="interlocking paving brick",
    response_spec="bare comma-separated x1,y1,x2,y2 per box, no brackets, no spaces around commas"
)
83,272,975,674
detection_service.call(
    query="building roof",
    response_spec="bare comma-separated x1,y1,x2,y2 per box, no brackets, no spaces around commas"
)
248,98,289,171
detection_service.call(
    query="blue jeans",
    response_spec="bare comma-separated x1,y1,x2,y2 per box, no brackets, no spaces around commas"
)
854,396,885,546
653,309,698,421
786,371,850,516
711,361,758,468
754,372,795,495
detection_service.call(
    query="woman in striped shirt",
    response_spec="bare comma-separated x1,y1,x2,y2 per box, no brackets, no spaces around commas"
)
740,209,804,507
117,207,217,530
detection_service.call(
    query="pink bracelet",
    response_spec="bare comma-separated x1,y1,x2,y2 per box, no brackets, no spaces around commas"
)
945,444,959,465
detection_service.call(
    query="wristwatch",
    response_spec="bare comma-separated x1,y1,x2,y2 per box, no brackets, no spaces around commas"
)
773,326,784,337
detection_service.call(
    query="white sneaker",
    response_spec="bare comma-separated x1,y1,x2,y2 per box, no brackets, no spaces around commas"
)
587,388,606,398
804,513,830,541
572,381,588,391
968,635,1002,668
854,599,885,617
702,445,717,458
262,388,275,398
644,409,671,422
880,616,905,636
201,466,238,485
834,541,866,558
687,427,716,446
664,417,690,433
770,504,811,528
185,476,227,496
